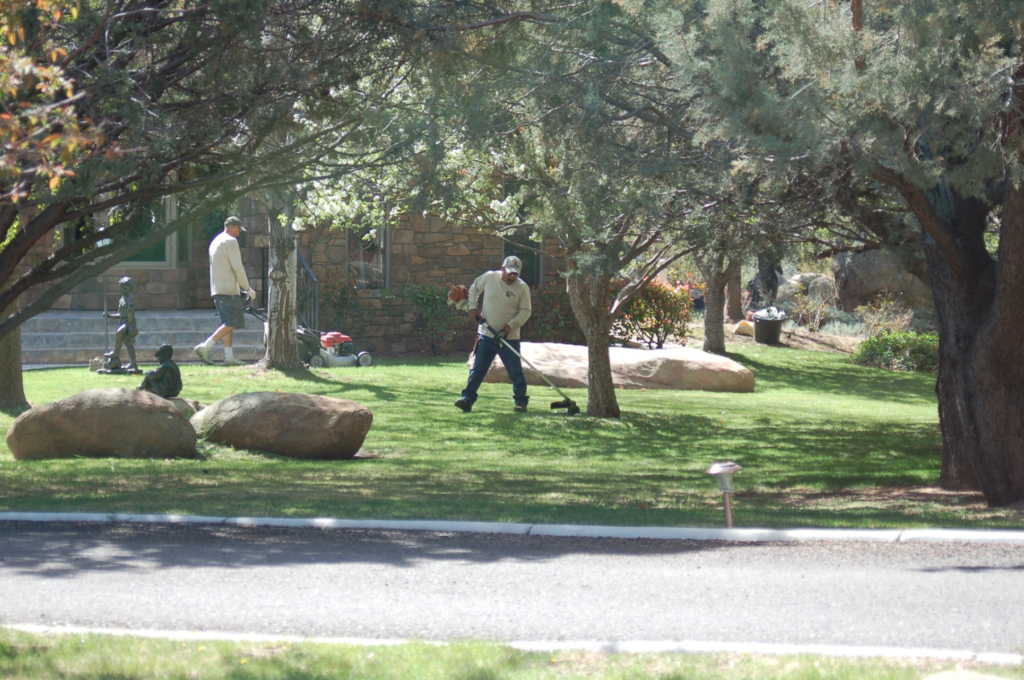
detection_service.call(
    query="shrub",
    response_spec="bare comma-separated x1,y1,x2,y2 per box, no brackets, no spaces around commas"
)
853,331,939,372
404,283,462,356
788,291,830,332
530,282,586,344
856,295,914,336
614,279,692,349
819,320,866,337
319,271,370,335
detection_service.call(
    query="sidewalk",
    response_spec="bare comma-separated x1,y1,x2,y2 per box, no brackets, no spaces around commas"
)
3,511,1024,544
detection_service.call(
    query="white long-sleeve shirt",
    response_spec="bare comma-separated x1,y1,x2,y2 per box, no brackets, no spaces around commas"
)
468,270,532,340
208,231,251,296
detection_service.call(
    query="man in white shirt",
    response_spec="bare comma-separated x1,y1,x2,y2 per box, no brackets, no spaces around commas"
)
456,255,533,413
194,216,256,366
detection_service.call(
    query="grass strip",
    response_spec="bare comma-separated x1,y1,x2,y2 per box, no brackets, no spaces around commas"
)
1,629,1021,680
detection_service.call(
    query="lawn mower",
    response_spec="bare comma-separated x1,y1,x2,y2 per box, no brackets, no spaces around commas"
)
245,301,372,368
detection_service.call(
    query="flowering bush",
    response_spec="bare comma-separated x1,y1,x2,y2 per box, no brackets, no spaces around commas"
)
614,279,692,349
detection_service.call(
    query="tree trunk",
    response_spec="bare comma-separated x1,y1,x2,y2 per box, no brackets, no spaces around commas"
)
0,302,27,410
725,258,743,321
908,187,1024,505
698,252,727,354
260,208,302,369
566,272,620,418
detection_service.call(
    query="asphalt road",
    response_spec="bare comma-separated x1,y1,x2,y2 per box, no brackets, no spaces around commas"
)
1,522,1023,653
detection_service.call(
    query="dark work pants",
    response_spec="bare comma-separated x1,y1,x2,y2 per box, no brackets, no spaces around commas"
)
461,335,529,406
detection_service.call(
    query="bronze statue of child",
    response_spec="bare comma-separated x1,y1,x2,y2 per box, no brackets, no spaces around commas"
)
103,275,139,371
138,344,182,399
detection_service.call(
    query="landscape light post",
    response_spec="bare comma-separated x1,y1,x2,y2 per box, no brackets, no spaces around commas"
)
707,461,742,528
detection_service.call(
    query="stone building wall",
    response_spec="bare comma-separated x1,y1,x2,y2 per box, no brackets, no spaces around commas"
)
298,214,566,355
17,224,202,312
19,202,566,356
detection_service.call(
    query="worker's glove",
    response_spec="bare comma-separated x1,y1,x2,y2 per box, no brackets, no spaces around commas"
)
246,289,257,301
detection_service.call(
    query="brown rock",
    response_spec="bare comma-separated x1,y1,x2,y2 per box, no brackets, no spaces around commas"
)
190,392,373,459
481,343,754,392
832,249,933,312
777,273,835,305
6,388,197,460
168,398,204,418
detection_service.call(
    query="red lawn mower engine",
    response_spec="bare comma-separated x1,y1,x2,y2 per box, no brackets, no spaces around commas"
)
309,331,373,368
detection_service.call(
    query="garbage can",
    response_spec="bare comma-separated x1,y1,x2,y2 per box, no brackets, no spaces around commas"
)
752,306,786,345
753,318,784,345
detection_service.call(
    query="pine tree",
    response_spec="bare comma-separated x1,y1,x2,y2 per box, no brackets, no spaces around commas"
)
659,0,1024,505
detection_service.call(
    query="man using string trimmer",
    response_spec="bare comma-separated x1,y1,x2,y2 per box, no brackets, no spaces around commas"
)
455,255,532,413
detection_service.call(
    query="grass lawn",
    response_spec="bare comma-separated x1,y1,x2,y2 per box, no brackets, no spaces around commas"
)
2,630,1021,680
1,344,1021,529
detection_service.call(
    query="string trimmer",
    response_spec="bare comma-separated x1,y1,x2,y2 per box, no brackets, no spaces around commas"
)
481,320,581,416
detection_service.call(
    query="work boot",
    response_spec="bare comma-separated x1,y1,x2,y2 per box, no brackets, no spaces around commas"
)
514,404,528,413
455,398,472,413
194,345,213,365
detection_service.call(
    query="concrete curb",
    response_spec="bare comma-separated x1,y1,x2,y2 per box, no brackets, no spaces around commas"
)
2,624,1021,665
2,512,1023,544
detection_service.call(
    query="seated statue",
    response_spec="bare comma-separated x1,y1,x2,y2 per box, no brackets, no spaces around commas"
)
137,344,183,399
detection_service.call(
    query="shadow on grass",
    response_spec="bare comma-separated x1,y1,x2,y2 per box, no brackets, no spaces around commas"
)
726,351,936,404
0,403,30,418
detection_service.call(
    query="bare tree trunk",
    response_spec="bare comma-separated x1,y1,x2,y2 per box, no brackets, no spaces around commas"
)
566,273,620,418
260,205,302,369
0,302,27,410
725,258,743,321
698,252,727,354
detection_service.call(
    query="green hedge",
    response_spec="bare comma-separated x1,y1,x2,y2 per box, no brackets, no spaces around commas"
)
529,283,587,344
404,283,462,356
529,278,691,347
853,331,939,372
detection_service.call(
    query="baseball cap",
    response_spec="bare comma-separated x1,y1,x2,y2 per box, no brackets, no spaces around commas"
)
502,255,522,274
224,215,246,231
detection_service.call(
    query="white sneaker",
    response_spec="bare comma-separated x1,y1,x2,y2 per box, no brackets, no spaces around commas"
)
194,345,213,365
222,356,243,366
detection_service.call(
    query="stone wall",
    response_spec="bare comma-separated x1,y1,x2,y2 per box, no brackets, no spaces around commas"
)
20,204,567,356
18,224,203,311
299,214,566,355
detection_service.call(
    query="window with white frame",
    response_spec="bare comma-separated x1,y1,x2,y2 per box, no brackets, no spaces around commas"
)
347,224,390,289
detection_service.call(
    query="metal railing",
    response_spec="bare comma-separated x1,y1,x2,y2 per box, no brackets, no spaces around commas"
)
297,249,319,331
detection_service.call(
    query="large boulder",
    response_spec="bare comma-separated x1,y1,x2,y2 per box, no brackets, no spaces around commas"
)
777,272,836,306
6,388,196,460
190,392,373,459
481,343,754,392
833,249,933,312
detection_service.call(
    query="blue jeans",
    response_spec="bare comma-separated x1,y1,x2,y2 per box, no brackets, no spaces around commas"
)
462,335,529,406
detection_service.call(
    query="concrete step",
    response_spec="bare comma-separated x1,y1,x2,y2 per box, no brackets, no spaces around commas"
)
20,310,267,364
